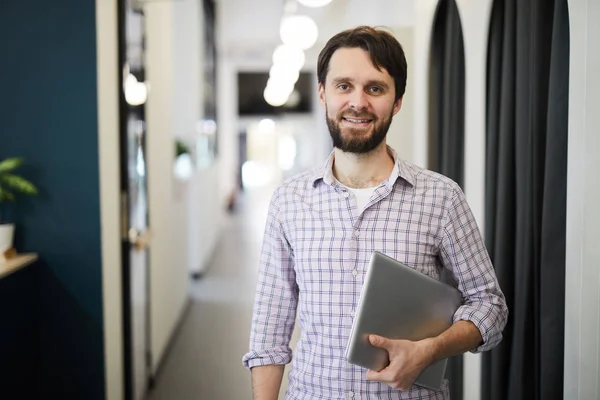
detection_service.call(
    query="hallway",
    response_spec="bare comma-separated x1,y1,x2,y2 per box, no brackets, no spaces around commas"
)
147,186,282,400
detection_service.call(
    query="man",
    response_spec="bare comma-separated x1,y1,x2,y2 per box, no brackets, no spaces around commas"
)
243,26,508,400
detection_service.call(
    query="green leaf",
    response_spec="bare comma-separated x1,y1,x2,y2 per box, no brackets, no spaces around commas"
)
0,157,24,172
0,186,15,202
0,173,37,195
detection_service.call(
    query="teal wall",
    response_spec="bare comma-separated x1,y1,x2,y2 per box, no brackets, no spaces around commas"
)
0,1,106,398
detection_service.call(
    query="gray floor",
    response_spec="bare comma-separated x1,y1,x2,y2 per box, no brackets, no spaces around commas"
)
147,186,278,400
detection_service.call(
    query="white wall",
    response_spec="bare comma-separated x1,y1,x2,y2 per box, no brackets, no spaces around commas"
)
564,1,600,398
97,0,123,399
386,27,415,163
145,0,193,373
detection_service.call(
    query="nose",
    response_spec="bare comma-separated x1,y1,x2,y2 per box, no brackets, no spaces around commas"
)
348,89,369,111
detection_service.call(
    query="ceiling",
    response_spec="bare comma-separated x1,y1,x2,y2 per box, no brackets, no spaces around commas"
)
217,0,415,65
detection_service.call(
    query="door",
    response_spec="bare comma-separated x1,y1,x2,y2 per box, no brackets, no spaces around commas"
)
118,1,152,399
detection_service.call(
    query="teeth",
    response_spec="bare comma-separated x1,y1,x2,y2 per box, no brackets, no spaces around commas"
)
345,118,370,123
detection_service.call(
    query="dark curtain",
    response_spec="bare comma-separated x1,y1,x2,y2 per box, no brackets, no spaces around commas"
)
428,1,466,399
428,0,466,189
483,0,569,399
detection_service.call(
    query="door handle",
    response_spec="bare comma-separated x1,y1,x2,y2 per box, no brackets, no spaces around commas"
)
129,228,152,251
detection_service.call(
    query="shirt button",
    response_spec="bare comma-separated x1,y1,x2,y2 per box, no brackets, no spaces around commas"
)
350,309,355,318
352,269,358,277
354,230,360,237
348,391,355,398
343,192,350,198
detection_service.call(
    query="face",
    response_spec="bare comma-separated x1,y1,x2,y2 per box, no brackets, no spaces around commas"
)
319,47,403,154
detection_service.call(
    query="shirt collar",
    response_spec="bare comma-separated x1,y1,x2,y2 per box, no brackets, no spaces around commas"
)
311,146,416,188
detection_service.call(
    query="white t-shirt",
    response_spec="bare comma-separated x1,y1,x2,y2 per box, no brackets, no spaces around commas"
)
340,184,377,211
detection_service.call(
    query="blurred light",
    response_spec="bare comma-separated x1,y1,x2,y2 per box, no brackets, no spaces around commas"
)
203,119,217,135
264,83,294,107
278,135,297,171
280,15,319,50
285,90,301,108
272,44,306,70
258,118,276,133
174,153,193,181
269,64,300,85
125,73,148,106
298,0,333,7
241,161,274,188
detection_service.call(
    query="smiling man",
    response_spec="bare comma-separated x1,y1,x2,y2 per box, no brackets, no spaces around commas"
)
243,26,508,400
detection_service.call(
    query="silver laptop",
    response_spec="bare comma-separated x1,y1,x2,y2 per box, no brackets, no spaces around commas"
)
345,251,462,390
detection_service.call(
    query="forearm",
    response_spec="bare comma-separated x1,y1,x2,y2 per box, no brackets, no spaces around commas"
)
423,320,483,362
251,364,285,400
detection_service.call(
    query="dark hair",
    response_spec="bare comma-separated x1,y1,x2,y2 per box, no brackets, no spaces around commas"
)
317,26,407,101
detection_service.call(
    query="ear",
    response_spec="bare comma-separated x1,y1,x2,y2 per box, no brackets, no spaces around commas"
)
318,82,326,109
392,96,403,116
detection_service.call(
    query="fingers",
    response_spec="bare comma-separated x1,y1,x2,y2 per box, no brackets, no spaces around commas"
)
369,334,389,349
366,368,412,391
366,367,391,383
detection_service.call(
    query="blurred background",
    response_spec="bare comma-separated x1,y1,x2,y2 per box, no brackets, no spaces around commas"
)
0,0,597,399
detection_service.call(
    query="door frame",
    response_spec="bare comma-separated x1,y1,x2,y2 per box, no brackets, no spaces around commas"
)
117,0,152,398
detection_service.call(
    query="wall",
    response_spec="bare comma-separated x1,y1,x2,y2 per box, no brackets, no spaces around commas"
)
385,27,415,163
171,0,223,275
0,1,106,398
146,0,223,371
96,0,124,398
145,0,188,373
564,0,600,398
0,266,40,398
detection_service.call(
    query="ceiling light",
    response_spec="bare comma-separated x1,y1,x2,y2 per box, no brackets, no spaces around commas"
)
297,0,333,7
272,44,305,70
280,15,319,50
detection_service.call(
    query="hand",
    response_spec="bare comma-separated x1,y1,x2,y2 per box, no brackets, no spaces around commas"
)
365,335,437,391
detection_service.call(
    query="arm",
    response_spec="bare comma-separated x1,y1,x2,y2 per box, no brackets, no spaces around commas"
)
251,365,285,400
242,189,298,394
438,184,508,353
366,321,482,390
424,320,482,361
367,184,508,390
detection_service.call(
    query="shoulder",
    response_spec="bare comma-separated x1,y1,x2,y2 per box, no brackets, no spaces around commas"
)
271,166,321,204
400,160,462,196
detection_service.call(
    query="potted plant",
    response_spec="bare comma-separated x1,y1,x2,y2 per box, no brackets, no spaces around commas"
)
0,157,37,255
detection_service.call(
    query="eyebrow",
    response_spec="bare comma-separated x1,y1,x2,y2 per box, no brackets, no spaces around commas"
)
331,77,390,90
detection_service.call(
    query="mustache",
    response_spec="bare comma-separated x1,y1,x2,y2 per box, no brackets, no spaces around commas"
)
340,110,376,120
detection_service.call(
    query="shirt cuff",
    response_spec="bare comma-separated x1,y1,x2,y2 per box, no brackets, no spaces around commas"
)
453,304,503,353
242,345,293,370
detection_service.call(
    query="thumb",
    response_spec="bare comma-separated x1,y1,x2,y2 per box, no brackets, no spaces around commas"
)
369,334,390,349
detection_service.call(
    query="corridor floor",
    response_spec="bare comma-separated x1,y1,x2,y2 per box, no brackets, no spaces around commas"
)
147,186,297,400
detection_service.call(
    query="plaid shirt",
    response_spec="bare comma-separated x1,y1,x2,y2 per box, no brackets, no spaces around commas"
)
243,148,508,399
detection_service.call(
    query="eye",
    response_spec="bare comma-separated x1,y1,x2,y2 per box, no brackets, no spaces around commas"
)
369,86,383,94
337,84,350,91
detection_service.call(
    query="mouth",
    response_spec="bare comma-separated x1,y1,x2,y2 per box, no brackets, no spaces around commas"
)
342,116,374,126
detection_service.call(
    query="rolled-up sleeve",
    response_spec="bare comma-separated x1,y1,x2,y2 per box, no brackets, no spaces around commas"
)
242,189,299,369
439,184,508,353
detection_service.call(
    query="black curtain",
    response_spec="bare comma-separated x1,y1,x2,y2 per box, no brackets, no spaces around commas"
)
429,0,466,189
483,0,569,399
428,1,466,399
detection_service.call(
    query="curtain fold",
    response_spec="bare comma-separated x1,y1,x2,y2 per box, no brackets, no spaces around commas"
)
483,1,569,399
428,1,466,399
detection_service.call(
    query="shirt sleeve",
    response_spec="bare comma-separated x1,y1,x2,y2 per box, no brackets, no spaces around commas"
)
438,184,509,353
242,188,299,369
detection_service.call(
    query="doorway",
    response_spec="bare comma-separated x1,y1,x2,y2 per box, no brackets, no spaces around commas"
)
118,0,152,399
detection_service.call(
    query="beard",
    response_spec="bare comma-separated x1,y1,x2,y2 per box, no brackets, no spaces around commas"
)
326,107,394,154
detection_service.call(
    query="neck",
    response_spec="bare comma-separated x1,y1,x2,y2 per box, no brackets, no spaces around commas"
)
332,142,394,189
